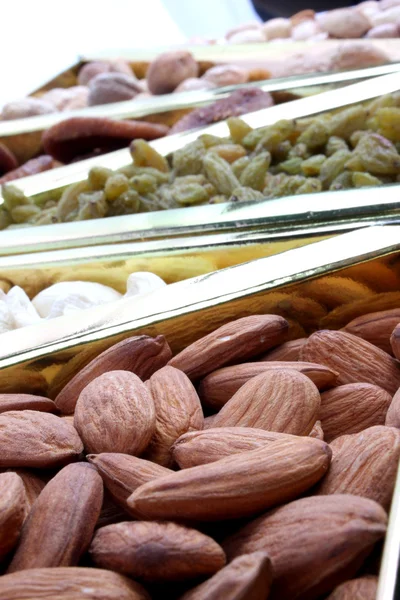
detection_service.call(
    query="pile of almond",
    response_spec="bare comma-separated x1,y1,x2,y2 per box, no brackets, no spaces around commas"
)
1,310,400,599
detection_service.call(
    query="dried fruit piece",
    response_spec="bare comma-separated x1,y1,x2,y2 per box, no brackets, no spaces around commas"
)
168,315,288,380
90,521,226,582
74,371,155,455
300,330,400,395
147,50,198,94
320,383,392,442
0,143,18,175
386,387,400,427
0,410,83,468
199,361,336,410
326,576,378,599
343,308,400,355
87,453,171,509
261,338,306,361
145,366,203,467
211,369,320,436
0,472,27,560
224,494,387,600
0,155,57,185
88,73,142,106
316,426,400,509
0,393,56,414
127,437,331,521
172,427,293,468
179,552,273,600
7,462,103,572
0,567,150,600
54,335,171,414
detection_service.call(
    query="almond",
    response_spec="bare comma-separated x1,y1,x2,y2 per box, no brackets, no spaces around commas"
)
88,453,171,509
0,567,150,600
223,494,387,600
199,361,336,411
321,291,400,330
309,420,324,440
7,463,103,572
127,437,331,521
168,315,289,380
0,410,83,468
145,366,203,467
172,427,293,469
320,383,392,442
211,369,320,435
385,387,400,427
0,472,27,561
326,576,378,599
90,521,226,582
97,492,131,528
259,338,306,361
315,426,400,509
74,371,155,455
8,469,46,515
179,551,273,600
300,330,400,395
0,393,57,414
343,308,400,355
55,335,172,414
391,322,400,360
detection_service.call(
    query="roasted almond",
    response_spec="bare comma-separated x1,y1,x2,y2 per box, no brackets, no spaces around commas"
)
145,366,203,467
0,393,57,414
55,334,172,414
260,338,306,361
172,427,293,469
326,575,378,599
7,462,103,573
320,383,392,442
90,521,226,582
223,494,387,600
0,410,83,468
88,452,171,508
127,437,331,521
179,551,273,600
0,567,150,600
343,308,400,355
0,472,27,561
8,469,46,515
199,361,337,410
385,386,400,427
74,371,155,455
315,426,400,509
300,330,400,395
211,369,320,435
168,315,289,379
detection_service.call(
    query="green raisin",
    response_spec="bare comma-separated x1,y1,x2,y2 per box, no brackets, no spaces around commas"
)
173,183,209,206
88,166,113,190
239,152,271,190
348,133,400,175
2,185,32,211
329,171,353,191
10,205,41,224
277,157,303,175
77,191,108,220
319,150,352,189
231,156,251,179
130,139,169,172
203,152,239,196
227,117,253,143
172,140,206,176
129,174,158,195
327,106,368,140
230,187,265,202
297,121,330,150
104,174,129,201
352,172,382,187
301,155,326,176
326,136,348,156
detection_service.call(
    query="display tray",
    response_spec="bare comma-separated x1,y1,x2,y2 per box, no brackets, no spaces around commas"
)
0,226,399,597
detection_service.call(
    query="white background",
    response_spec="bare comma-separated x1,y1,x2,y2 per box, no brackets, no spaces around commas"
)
0,0,259,107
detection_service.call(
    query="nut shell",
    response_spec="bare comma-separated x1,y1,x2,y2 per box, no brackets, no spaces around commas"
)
147,51,198,95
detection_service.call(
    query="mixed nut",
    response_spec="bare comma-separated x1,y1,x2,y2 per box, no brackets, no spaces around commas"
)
0,303,399,598
2,91,399,229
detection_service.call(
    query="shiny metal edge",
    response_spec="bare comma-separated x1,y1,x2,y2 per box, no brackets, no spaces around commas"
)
0,184,399,256
4,62,400,138
377,461,400,600
6,70,400,202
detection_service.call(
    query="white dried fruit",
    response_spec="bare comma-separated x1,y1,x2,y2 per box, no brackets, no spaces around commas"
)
291,20,322,40
227,29,266,44
32,281,122,319
202,65,249,87
262,18,292,40
124,272,166,298
369,5,400,26
0,293,14,333
6,287,41,328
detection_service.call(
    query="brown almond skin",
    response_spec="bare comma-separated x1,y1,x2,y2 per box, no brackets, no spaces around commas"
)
88,453,171,508
259,338,306,361
223,494,387,600
128,437,331,521
326,576,378,599
0,567,150,600
0,394,57,414
315,426,400,509
300,330,400,395
7,462,103,573
199,361,337,411
211,369,320,436
145,366,204,467
0,410,83,468
168,315,289,380
74,371,155,456
8,469,46,515
343,308,400,355
320,383,392,442
0,472,27,560
179,551,273,600
54,335,171,414
97,492,131,529
172,427,294,469
90,521,226,582
386,387,400,427
391,323,400,361
309,420,324,440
